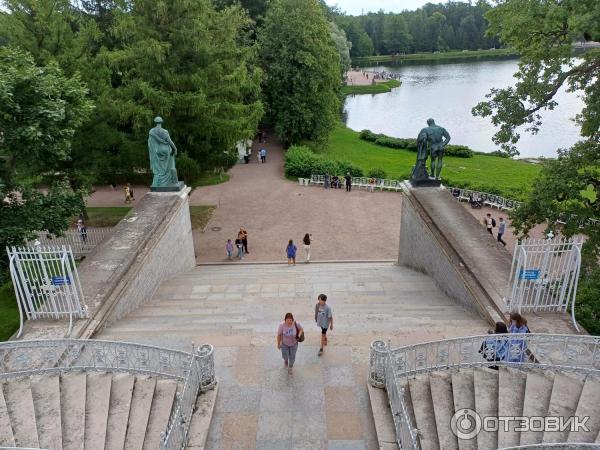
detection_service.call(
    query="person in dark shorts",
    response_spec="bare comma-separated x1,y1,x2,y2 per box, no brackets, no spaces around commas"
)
345,172,352,192
314,294,333,356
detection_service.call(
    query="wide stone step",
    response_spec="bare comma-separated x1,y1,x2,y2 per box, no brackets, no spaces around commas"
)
520,370,555,446
84,372,113,450
409,375,440,450
61,372,88,450
473,368,498,450
542,373,584,443
31,374,62,450
124,376,157,450
567,375,600,443
105,373,135,450
497,367,527,449
429,372,458,450
0,381,15,446
142,379,179,450
451,370,477,450
4,377,40,448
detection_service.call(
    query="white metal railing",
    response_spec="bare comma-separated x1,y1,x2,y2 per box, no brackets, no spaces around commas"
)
447,186,521,210
31,227,113,257
7,246,88,337
507,238,582,331
369,334,600,450
307,174,404,192
500,445,600,450
0,339,216,450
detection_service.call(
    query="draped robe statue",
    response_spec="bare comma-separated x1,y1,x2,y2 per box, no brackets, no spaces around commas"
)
148,116,181,189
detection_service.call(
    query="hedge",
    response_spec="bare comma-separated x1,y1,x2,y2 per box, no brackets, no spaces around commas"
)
284,146,364,178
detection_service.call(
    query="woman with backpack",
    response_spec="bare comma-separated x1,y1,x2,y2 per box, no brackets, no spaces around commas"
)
277,312,304,374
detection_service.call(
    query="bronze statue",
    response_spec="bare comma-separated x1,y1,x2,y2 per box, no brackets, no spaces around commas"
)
411,118,451,183
148,116,183,191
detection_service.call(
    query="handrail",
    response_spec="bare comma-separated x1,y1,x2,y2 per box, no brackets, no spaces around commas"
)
500,445,600,449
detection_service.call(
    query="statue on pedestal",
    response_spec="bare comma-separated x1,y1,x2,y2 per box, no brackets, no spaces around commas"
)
411,118,451,185
148,116,183,191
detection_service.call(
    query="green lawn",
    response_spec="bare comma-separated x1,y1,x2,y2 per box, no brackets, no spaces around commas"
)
318,124,541,200
353,48,518,65
190,205,216,230
0,282,19,341
191,172,230,187
83,207,132,227
341,79,401,95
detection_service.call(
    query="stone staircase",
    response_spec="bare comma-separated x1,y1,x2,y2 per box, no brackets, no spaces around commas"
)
0,372,180,450
398,367,600,450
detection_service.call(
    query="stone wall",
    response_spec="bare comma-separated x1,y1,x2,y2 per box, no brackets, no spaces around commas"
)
399,186,505,325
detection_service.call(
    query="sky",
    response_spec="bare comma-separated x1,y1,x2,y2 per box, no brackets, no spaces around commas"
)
325,0,433,15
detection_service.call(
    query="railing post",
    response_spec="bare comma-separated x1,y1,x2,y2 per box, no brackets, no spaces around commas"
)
196,344,216,389
369,340,389,388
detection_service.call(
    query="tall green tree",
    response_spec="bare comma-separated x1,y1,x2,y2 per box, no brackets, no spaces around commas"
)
330,22,352,73
384,15,411,54
0,47,93,279
259,0,341,144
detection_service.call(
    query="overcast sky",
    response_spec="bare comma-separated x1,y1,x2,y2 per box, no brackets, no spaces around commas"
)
325,0,433,15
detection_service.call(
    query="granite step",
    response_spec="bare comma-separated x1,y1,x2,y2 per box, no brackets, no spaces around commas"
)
142,379,179,450
473,368,498,450
542,372,584,444
124,376,157,450
4,377,40,448
497,367,527,449
0,381,15,446
520,370,555,446
31,374,62,450
105,373,135,450
451,370,477,450
409,375,440,450
61,372,88,450
567,375,600,443
84,372,113,450
429,372,458,450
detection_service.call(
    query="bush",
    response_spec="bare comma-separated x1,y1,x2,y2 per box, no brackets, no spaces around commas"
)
360,129,474,158
574,267,600,335
177,153,203,185
367,167,387,179
284,146,363,178
444,145,474,158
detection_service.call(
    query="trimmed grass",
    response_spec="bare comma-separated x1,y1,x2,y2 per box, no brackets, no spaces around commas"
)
341,79,401,95
191,172,230,188
0,282,19,341
190,205,216,230
353,48,518,65
317,124,541,200
83,207,132,227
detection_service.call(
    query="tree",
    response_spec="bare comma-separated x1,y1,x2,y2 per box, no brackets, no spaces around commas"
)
259,0,341,144
0,47,93,279
330,22,352,73
384,14,411,54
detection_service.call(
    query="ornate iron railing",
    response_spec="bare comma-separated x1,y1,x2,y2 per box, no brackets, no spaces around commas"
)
370,334,600,450
0,339,216,450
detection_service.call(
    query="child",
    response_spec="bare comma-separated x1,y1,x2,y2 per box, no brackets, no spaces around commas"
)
235,236,244,259
225,239,234,260
286,239,297,266
315,294,333,356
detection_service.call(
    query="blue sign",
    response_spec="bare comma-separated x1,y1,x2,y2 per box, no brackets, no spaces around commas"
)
519,269,540,280
51,276,71,286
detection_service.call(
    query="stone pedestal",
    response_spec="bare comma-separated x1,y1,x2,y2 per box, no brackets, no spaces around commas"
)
150,181,185,192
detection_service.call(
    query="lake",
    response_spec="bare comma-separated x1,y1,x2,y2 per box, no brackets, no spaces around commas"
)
343,58,583,158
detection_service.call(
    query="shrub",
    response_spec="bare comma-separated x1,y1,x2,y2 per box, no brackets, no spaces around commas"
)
444,145,474,158
177,153,203,184
360,129,474,157
575,267,600,335
284,145,363,178
367,167,387,179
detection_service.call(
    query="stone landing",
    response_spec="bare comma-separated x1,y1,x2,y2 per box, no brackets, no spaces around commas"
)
96,262,489,449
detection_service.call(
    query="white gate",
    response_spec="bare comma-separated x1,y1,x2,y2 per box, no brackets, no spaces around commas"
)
7,245,88,337
506,238,582,329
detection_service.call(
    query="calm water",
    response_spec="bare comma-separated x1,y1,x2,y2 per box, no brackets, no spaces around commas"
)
343,59,584,158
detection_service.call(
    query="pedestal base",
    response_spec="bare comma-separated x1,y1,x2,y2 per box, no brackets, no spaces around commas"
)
150,181,185,192
410,178,442,187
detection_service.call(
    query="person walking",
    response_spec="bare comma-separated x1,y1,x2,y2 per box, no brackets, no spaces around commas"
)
124,184,132,204
345,172,352,192
484,213,494,235
225,239,234,260
497,217,507,246
286,239,297,266
239,227,249,254
303,233,312,263
235,235,245,259
315,294,333,356
260,147,267,163
277,313,304,374
324,173,330,189
77,219,88,243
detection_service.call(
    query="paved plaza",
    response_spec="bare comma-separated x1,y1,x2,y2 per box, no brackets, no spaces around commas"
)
97,262,489,449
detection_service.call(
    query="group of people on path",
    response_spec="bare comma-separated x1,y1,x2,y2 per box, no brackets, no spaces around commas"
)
483,213,507,246
480,312,531,367
276,293,333,374
324,173,353,192
225,227,249,260
285,233,312,265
